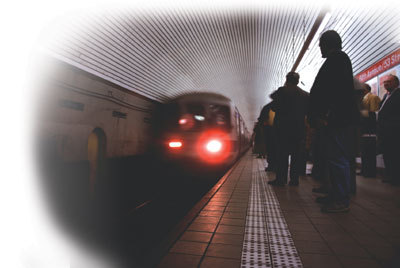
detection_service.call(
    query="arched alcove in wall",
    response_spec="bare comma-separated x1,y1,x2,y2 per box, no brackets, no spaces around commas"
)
87,128,106,194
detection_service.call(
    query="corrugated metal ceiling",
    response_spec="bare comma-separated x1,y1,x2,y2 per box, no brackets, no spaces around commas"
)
41,4,400,128
297,4,400,91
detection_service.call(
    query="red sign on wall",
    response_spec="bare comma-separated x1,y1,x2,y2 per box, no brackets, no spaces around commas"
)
355,48,400,82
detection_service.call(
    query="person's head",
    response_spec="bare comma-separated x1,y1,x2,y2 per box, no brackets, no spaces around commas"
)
355,89,365,108
363,83,371,95
383,74,400,92
319,30,342,58
285,72,300,85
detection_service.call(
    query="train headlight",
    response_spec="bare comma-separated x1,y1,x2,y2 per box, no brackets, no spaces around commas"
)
197,130,231,164
206,140,222,153
194,115,205,121
169,140,183,148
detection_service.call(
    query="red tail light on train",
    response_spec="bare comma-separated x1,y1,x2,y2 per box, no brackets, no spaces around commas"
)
178,118,187,125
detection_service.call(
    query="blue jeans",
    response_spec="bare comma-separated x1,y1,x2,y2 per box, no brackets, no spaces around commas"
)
326,126,353,207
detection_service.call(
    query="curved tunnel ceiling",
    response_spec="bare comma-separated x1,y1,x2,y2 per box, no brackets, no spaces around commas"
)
41,4,400,129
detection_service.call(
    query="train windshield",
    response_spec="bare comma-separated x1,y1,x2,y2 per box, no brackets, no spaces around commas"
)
208,104,231,129
161,102,230,131
187,103,205,118
181,103,206,131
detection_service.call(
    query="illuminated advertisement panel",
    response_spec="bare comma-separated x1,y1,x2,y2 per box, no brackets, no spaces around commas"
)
356,48,400,99
356,48,400,83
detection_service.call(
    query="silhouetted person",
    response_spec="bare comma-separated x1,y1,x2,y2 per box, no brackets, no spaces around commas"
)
359,83,380,177
378,74,400,186
268,72,309,186
308,30,359,213
258,101,277,171
253,121,265,158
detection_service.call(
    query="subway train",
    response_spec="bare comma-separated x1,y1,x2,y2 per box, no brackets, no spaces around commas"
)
155,92,251,170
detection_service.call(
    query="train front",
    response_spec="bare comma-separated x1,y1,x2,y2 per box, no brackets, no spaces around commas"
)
156,97,238,171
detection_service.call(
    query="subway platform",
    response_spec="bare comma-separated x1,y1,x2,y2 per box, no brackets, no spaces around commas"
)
157,152,400,268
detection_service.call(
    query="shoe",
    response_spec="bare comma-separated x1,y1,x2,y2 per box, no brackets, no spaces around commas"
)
288,180,299,186
312,187,329,194
316,196,330,204
268,180,285,186
321,203,350,213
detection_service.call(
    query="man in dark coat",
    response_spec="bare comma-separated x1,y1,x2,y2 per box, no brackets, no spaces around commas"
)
359,83,380,177
308,30,359,213
378,74,400,186
268,72,309,186
258,101,277,172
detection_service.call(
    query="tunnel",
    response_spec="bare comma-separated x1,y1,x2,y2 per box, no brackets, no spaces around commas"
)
3,2,400,268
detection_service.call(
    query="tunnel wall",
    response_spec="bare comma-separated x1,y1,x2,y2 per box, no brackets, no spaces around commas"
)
35,57,158,162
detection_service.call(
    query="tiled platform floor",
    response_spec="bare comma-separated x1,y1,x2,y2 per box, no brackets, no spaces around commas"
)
158,152,400,268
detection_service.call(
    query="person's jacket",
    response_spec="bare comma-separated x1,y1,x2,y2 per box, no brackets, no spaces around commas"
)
362,92,381,112
270,84,309,137
258,102,275,127
308,50,359,128
378,88,400,139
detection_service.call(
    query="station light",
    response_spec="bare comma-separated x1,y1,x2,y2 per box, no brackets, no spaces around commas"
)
308,11,332,51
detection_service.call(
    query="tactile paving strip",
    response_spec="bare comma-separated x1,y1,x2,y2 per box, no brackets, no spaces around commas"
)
240,158,303,268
